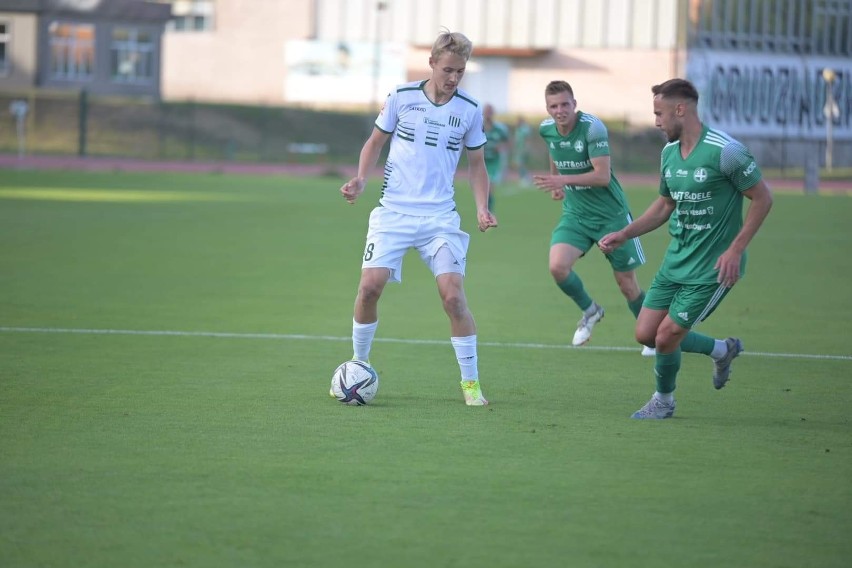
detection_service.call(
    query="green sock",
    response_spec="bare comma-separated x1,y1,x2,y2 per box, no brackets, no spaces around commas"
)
627,290,645,318
680,330,715,355
654,348,681,394
556,272,593,311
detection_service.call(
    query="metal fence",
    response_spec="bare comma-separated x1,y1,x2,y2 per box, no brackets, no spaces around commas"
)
0,89,847,174
0,90,376,166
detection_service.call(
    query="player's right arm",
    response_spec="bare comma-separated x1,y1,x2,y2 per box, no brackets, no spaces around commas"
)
341,127,390,204
546,157,565,200
535,154,610,189
599,195,675,253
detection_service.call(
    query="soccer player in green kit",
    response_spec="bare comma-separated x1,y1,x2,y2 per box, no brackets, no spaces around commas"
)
599,78,773,419
483,103,510,210
534,80,653,354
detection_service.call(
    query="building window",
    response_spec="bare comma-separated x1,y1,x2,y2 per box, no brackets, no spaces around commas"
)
0,21,10,76
169,0,215,32
111,27,153,83
49,22,95,80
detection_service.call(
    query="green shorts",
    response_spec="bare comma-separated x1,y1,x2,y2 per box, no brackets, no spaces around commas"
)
644,272,732,329
550,214,646,272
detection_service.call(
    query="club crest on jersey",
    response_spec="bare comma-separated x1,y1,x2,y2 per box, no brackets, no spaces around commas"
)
693,168,708,182
449,115,461,127
574,140,584,153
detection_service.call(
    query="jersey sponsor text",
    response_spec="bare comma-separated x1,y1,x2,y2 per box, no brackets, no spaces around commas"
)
671,191,712,201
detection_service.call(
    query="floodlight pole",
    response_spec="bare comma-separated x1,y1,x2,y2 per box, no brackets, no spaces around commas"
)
372,2,387,115
822,68,837,172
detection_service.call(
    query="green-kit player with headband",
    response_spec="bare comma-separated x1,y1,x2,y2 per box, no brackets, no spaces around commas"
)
534,80,654,354
600,78,773,419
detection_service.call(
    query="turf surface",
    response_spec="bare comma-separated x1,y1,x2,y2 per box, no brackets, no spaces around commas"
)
1,170,850,567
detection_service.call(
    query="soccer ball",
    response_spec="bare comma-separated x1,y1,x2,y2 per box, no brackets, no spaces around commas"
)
330,360,379,405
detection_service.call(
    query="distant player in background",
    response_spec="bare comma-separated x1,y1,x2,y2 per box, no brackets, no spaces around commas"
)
339,30,498,406
599,78,773,419
512,116,532,185
534,80,654,354
482,103,510,209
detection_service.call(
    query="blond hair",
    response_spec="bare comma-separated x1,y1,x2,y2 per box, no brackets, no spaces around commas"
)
431,29,473,61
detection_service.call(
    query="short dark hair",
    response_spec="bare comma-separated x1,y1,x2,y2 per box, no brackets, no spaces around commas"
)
545,80,574,98
652,79,699,102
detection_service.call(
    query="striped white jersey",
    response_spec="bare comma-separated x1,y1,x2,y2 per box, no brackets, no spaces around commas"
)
375,80,486,216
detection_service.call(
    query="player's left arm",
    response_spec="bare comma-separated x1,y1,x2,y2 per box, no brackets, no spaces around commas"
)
715,179,773,286
467,146,498,232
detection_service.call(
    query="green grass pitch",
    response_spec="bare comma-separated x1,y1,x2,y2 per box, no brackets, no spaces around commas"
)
1,169,850,568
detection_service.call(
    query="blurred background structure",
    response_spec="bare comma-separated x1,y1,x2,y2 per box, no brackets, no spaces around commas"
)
0,0,849,173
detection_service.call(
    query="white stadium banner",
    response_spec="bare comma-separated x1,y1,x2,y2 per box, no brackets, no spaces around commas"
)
284,40,406,105
688,51,851,140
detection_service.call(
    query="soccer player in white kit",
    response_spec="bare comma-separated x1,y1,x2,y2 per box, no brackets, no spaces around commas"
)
339,30,498,406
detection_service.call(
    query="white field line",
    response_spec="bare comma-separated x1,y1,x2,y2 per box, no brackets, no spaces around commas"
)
1,326,851,362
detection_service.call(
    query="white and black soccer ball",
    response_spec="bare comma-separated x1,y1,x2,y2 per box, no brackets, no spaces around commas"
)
330,360,379,405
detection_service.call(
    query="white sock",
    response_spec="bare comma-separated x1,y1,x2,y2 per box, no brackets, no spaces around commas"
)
451,335,478,381
352,319,378,363
654,391,674,403
584,302,599,316
710,339,727,360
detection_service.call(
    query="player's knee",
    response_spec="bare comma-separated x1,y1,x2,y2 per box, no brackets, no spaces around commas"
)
550,263,570,282
441,291,467,318
636,329,655,347
356,281,383,306
653,330,679,352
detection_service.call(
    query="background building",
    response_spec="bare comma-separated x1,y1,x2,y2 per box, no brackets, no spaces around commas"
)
0,0,849,170
158,0,851,169
161,0,680,125
0,0,171,98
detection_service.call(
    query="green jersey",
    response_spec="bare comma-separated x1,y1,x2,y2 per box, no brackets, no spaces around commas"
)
658,126,763,284
513,121,531,155
484,121,510,164
539,111,630,226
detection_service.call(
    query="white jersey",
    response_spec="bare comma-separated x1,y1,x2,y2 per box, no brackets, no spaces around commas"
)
375,80,487,216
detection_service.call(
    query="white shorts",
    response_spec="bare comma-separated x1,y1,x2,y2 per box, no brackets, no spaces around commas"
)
361,207,470,283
